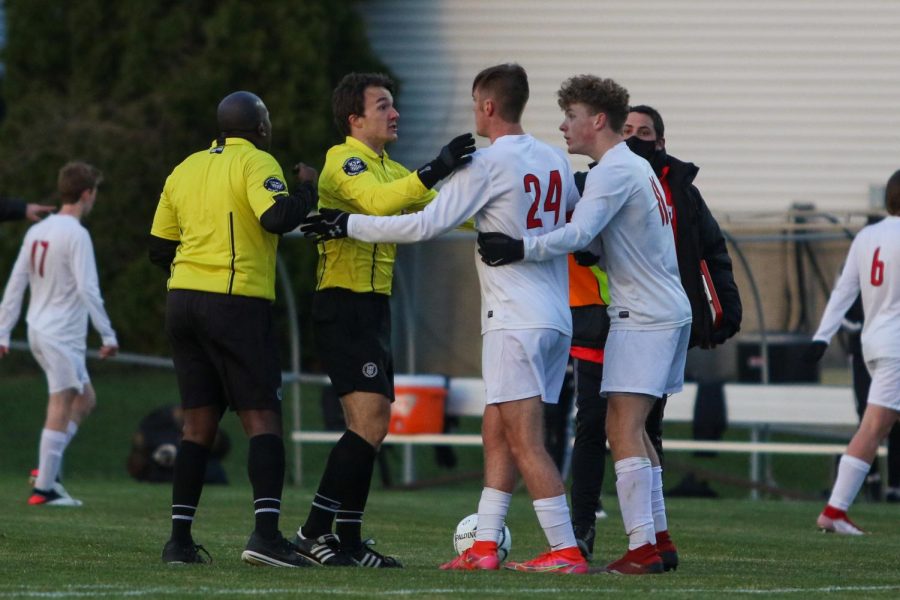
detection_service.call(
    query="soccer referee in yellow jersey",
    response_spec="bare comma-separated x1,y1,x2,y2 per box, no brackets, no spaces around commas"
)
150,91,315,567
291,73,474,568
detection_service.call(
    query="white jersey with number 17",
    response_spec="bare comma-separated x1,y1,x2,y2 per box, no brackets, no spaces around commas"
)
813,215,900,361
347,133,579,335
0,214,117,349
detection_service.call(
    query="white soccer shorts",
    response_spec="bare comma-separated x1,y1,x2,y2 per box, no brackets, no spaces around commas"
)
601,324,690,398
865,357,900,412
28,329,89,395
482,328,570,405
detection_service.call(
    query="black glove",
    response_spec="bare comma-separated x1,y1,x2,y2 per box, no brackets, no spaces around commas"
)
573,250,599,267
707,321,739,346
477,231,524,266
299,208,350,241
802,340,828,363
416,133,476,189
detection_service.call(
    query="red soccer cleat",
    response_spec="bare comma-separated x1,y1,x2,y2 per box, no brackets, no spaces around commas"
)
655,530,679,572
605,543,664,575
440,548,500,571
817,505,865,535
503,547,587,574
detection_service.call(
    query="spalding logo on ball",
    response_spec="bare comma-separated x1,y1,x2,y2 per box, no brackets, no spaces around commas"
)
453,513,511,562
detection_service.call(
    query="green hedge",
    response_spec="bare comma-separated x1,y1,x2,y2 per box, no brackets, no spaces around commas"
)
0,0,390,366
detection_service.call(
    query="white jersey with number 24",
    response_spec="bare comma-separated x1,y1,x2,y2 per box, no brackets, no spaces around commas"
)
347,133,579,335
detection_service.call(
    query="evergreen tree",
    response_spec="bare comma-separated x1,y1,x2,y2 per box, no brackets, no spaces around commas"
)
0,0,390,358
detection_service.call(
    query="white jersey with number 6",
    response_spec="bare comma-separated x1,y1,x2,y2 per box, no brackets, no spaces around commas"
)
0,214,117,349
813,215,900,361
347,133,579,335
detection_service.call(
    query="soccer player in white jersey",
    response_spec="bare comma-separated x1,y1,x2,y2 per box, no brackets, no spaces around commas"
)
477,75,692,575
301,63,588,574
804,170,900,535
0,162,118,507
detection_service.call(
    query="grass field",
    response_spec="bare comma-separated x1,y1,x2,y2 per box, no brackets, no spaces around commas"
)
2,360,900,598
1,476,900,599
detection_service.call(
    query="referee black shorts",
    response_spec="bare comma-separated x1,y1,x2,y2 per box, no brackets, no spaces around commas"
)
166,289,282,413
312,288,394,401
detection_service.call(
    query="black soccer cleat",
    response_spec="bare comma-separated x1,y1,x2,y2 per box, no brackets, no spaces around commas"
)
347,538,403,568
574,523,595,561
292,531,357,567
241,531,311,567
162,539,212,564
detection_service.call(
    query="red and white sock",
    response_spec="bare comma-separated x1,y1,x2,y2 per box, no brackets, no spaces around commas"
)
475,487,511,544
828,455,870,511
615,456,655,550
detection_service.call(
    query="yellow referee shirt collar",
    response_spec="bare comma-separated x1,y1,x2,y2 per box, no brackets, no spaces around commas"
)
343,136,391,161
209,137,257,149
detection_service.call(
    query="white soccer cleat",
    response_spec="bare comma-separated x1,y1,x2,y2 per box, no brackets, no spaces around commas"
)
817,509,864,535
28,489,83,507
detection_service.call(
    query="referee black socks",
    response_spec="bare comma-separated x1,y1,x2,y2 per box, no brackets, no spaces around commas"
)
170,440,209,543
248,433,285,540
303,429,376,544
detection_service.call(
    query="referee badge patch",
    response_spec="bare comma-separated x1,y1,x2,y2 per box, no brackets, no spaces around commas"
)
343,157,367,176
362,362,378,378
263,177,287,192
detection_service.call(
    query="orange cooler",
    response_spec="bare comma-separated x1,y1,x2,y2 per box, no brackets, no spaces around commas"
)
389,374,447,434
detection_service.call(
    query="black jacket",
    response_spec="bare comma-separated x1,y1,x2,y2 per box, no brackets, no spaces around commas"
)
663,154,742,348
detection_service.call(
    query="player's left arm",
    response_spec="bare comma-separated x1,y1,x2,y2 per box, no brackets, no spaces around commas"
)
71,231,118,350
523,165,625,262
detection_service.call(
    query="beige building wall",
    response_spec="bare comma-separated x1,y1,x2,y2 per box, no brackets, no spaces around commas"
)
358,1,893,376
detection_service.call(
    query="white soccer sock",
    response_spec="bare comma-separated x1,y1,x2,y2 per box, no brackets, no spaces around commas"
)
651,465,668,534
474,487,512,543
533,494,577,551
614,457,655,550
828,454,871,511
35,429,68,492
65,421,79,446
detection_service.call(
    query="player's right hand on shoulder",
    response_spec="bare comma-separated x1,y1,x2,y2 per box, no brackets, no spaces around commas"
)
416,133,476,189
801,340,827,363
300,208,350,241
477,231,524,266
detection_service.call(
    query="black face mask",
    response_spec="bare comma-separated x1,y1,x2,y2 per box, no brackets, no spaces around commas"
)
625,136,667,175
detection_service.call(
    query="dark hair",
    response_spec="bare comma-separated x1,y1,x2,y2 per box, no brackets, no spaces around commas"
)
332,72,395,137
557,75,630,134
472,63,529,123
629,104,665,139
58,161,102,204
886,169,900,215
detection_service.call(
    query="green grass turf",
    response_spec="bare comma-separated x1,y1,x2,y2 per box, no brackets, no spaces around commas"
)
3,361,900,597
1,476,899,599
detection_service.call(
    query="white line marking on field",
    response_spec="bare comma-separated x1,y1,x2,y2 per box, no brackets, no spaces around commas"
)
3,585,900,598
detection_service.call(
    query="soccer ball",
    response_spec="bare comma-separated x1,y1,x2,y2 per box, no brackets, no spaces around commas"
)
452,513,511,562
